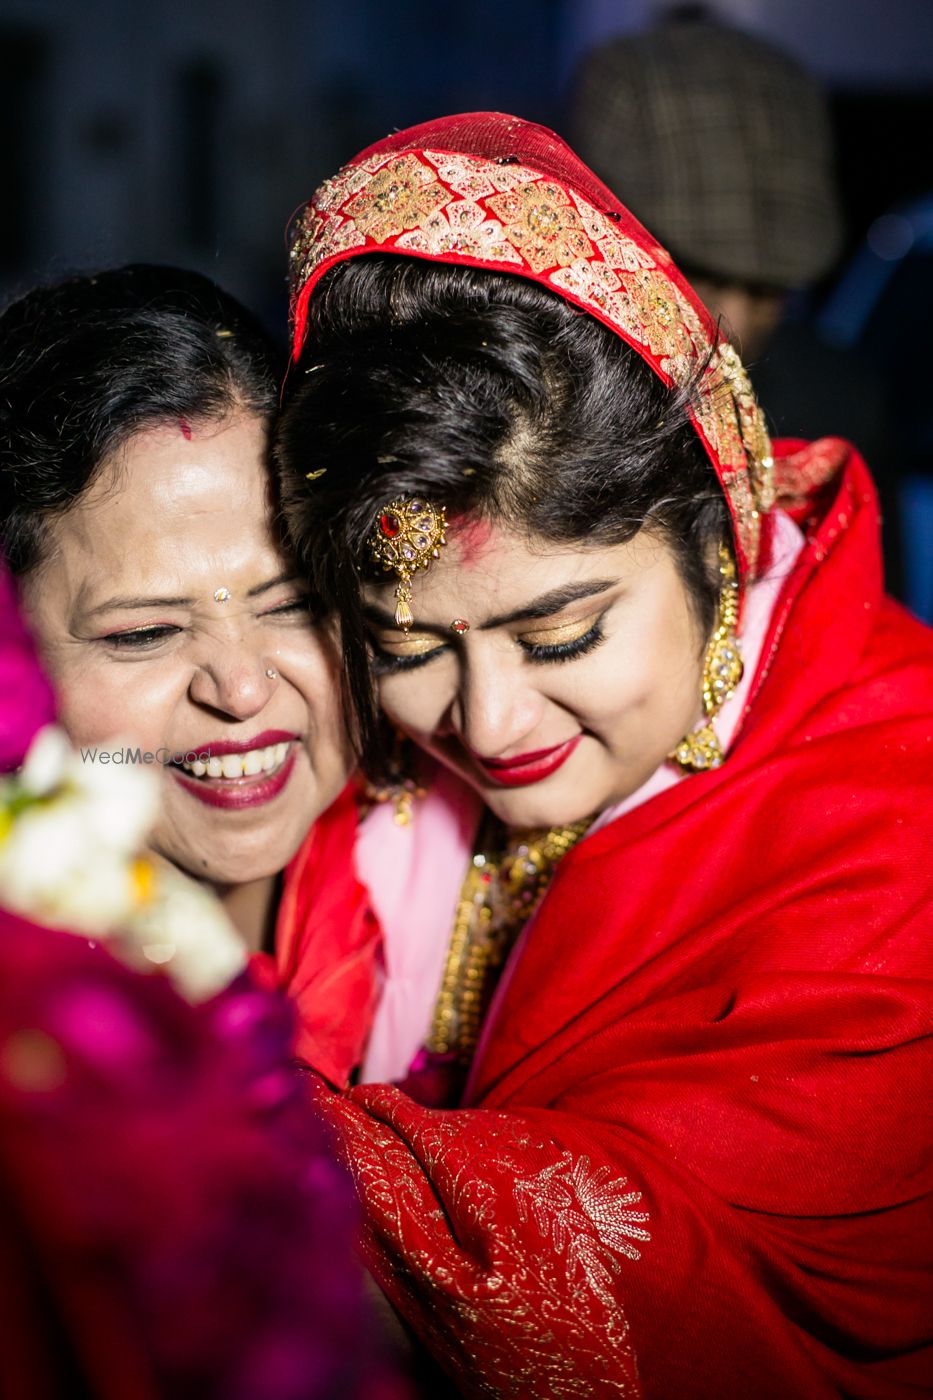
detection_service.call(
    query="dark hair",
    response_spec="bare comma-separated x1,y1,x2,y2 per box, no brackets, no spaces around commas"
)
277,256,728,769
0,264,279,576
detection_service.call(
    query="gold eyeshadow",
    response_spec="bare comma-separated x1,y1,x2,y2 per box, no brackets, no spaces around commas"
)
517,613,601,648
372,632,444,658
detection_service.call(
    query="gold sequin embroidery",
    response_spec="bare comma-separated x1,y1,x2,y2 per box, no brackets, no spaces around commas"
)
289,148,773,579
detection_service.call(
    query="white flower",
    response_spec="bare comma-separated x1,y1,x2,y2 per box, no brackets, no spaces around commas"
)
18,724,72,797
124,864,247,1000
0,727,245,1002
0,799,91,897
48,858,141,934
78,756,160,852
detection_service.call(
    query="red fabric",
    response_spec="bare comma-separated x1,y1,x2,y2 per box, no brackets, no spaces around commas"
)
287,112,774,591
250,782,381,1087
291,112,717,354
301,442,933,1399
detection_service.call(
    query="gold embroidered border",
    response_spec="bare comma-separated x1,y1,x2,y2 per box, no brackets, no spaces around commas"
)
289,147,773,578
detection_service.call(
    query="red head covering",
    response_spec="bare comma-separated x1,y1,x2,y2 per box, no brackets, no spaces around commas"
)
288,112,775,589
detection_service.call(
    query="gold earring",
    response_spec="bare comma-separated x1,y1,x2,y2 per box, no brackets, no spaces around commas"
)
363,729,427,826
367,498,447,632
670,543,743,772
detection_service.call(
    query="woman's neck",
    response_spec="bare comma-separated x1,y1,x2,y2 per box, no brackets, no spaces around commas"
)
213,874,282,955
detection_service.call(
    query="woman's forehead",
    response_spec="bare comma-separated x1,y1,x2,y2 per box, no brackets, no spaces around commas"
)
363,524,673,621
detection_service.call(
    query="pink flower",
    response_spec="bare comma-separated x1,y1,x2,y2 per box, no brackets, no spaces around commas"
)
0,559,56,771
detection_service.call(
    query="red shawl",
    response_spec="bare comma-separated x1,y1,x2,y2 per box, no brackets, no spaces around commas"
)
301,441,933,1399
250,782,381,1086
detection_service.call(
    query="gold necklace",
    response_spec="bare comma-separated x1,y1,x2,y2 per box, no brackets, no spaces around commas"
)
426,816,591,1065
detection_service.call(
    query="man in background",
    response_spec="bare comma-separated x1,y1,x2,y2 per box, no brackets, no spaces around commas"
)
569,9,898,586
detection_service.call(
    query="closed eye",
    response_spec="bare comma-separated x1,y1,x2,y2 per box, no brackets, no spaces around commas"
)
262,597,316,621
517,613,607,664
100,625,182,650
369,635,448,675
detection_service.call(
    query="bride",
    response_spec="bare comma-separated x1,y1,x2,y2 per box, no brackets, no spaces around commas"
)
274,113,933,1398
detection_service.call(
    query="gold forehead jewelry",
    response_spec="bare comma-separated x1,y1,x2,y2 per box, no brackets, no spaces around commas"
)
367,497,447,632
212,587,231,603
450,618,470,634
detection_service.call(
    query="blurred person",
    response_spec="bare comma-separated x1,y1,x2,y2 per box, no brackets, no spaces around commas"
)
569,9,898,582
0,267,376,1080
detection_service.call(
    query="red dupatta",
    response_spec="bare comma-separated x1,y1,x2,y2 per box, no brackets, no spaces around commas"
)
251,782,381,1086
285,115,933,1398
304,441,933,1399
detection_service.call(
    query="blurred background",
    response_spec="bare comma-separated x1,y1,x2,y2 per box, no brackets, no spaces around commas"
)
1,0,931,615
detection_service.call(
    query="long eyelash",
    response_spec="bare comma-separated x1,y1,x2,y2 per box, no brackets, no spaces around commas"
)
369,642,448,676
102,626,180,650
518,620,606,665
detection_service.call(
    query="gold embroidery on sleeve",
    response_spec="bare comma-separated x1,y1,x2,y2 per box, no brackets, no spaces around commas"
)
318,1091,649,1397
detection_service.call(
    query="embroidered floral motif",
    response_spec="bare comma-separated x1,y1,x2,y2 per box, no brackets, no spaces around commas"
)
486,180,594,274
427,148,543,199
315,1085,645,1397
515,1152,651,1296
397,201,524,266
288,146,774,580
344,153,449,244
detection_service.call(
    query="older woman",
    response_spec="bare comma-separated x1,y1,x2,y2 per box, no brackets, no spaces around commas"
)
0,266,376,1075
276,116,933,1397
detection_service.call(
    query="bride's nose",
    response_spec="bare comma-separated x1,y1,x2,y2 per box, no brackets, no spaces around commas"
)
448,657,546,758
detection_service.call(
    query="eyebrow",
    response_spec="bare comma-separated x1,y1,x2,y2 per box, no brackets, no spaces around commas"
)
83,573,300,617
363,579,619,633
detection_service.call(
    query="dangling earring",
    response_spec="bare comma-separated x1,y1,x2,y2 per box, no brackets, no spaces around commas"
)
363,727,427,826
670,542,743,773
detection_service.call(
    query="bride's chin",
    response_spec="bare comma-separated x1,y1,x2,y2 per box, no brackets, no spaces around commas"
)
482,790,588,832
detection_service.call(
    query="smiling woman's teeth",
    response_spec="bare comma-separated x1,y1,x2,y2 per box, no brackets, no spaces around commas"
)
181,743,289,780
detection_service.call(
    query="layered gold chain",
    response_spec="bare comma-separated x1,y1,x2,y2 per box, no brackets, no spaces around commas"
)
426,817,591,1064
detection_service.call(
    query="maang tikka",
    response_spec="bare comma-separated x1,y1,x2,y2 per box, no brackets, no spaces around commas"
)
367,498,447,631
670,542,744,773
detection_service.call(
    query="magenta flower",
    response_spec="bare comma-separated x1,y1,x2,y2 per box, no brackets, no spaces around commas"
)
0,558,56,771
0,909,406,1399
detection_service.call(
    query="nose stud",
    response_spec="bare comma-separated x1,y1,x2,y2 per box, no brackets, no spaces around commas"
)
265,667,278,680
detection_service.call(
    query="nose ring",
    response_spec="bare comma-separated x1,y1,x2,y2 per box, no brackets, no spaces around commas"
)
265,667,278,680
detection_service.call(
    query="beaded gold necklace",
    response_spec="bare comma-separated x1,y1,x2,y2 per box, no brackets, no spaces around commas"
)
426,815,592,1066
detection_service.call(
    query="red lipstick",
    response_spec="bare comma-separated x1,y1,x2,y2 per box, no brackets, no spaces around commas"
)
172,749,297,810
473,735,582,788
185,729,298,758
